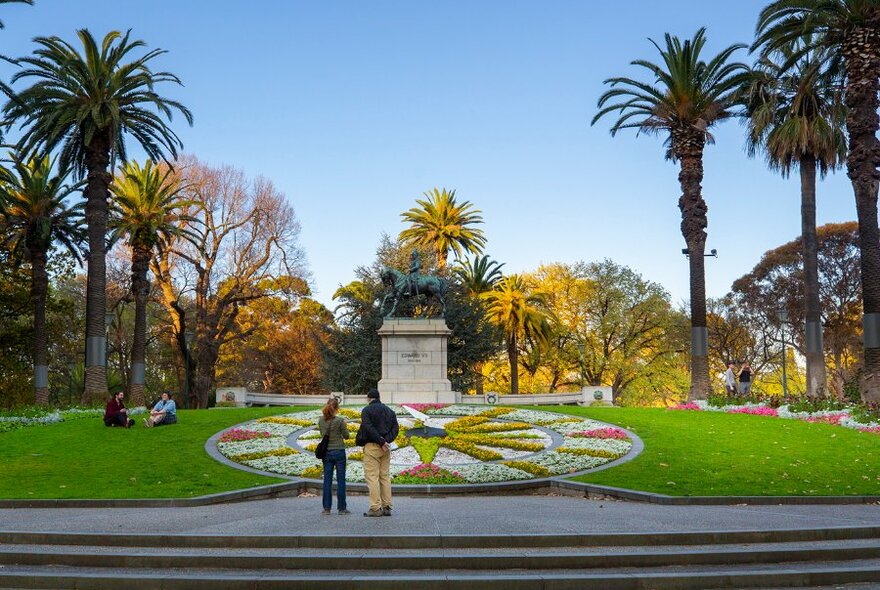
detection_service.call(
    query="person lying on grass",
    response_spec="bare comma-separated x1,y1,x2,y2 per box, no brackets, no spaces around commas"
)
144,391,177,428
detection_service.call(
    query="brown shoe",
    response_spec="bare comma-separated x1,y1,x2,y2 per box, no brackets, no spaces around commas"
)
363,509,383,517
382,507,391,516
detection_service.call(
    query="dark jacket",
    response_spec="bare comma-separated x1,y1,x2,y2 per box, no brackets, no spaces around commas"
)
359,400,399,446
103,399,125,425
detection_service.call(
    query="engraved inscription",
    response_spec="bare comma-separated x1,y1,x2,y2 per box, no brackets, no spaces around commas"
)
399,352,429,363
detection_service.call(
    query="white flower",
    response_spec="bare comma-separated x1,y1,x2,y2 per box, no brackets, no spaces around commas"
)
217,436,287,457
456,463,533,483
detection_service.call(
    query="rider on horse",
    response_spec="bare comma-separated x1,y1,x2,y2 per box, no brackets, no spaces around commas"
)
408,249,420,297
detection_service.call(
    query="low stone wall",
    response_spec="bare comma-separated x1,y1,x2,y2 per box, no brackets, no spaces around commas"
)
215,386,614,407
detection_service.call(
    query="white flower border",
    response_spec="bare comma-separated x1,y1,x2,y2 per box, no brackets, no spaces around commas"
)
214,406,634,485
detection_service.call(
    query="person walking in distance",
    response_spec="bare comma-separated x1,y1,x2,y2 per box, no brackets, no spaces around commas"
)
318,397,350,515
738,362,753,395
724,361,737,396
358,388,399,517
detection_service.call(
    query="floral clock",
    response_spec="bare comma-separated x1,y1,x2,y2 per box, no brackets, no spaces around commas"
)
213,405,638,485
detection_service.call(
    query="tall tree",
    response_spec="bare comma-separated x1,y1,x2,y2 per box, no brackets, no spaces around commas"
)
731,222,862,397
110,160,197,406
592,28,748,400
453,255,504,395
151,158,306,408
744,41,847,397
4,29,192,402
481,274,553,395
399,188,486,269
0,153,83,405
756,0,880,402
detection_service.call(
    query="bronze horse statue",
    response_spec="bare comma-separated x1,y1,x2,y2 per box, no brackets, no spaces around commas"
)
379,266,448,318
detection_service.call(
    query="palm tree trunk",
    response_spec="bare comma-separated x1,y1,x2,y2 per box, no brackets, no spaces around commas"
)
677,143,710,400
128,245,151,406
82,131,112,404
30,247,49,406
508,331,519,395
843,26,880,404
800,156,827,398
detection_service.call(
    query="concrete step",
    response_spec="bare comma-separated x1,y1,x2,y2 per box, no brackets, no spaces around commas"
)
0,561,879,589
1,541,879,571
1,525,878,549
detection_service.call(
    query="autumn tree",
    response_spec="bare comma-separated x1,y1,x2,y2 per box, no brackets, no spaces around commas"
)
731,222,862,397
520,261,685,401
152,157,307,408
216,291,331,395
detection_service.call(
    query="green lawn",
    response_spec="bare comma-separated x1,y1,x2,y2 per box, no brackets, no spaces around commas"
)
539,405,880,496
0,406,312,499
2,404,878,499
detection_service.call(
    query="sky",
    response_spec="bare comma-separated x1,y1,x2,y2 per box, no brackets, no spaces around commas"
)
0,1,860,311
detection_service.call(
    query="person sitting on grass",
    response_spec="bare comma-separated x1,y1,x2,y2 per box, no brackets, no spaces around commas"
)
144,391,177,428
103,390,133,428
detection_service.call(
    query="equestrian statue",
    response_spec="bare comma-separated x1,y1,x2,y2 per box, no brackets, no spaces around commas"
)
379,250,448,318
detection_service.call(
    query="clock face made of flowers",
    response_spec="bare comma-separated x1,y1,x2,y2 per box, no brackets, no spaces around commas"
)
213,405,638,485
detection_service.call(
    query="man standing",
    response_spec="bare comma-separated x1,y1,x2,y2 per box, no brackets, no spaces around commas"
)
359,388,399,517
724,361,737,395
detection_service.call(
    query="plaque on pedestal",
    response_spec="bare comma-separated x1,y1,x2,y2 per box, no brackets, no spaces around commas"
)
377,318,458,404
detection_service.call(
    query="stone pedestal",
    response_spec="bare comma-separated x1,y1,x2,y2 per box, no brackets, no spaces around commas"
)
377,318,458,404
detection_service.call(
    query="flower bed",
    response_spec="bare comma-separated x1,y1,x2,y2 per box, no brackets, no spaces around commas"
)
671,400,880,434
213,406,634,484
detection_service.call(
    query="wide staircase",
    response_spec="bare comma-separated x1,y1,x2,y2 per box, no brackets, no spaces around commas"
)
0,526,879,589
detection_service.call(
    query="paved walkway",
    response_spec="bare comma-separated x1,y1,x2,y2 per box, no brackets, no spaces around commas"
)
2,494,878,536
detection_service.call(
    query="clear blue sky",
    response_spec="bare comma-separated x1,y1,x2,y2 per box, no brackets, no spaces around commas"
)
0,1,859,310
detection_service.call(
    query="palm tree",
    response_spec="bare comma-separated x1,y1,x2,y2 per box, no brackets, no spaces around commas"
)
110,160,197,406
481,274,552,394
756,1,880,403
744,42,847,398
399,188,486,269
592,28,748,400
0,153,84,405
4,29,193,402
454,255,505,395
454,255,505,295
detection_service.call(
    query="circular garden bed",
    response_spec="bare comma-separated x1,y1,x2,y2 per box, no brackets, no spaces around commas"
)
212,405,639,485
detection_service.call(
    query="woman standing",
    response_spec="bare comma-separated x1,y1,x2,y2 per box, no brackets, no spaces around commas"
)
318,398,350,515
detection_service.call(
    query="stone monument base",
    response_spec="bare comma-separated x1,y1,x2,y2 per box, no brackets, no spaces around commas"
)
377,318,459,404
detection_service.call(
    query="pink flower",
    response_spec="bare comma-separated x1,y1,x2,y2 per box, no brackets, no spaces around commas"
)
402,403,448,412
858,426,880,434
727,406,778,417
671,402,702,411
218,428,271,443
571,428,629,440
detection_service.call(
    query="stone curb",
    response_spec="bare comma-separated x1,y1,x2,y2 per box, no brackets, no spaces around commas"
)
1,565,880,590
2,525,879,549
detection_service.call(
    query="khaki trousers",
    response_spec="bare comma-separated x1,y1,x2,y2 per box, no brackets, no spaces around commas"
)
363,442,392,512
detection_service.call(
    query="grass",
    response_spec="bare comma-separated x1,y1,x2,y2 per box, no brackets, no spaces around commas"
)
3,404,879,499
0,406,313,499
537,405,880,497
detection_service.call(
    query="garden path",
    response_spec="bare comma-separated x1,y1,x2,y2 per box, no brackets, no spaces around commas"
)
1,495,878,536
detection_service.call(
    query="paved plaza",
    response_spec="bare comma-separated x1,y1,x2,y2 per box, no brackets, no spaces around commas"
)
2,494,878,537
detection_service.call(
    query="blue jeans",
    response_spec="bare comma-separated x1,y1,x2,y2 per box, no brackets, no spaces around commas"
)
322,449,347,511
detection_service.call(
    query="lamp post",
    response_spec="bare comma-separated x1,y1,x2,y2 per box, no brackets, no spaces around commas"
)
777,309,789,398
576,343,585,389
184,329,195,409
